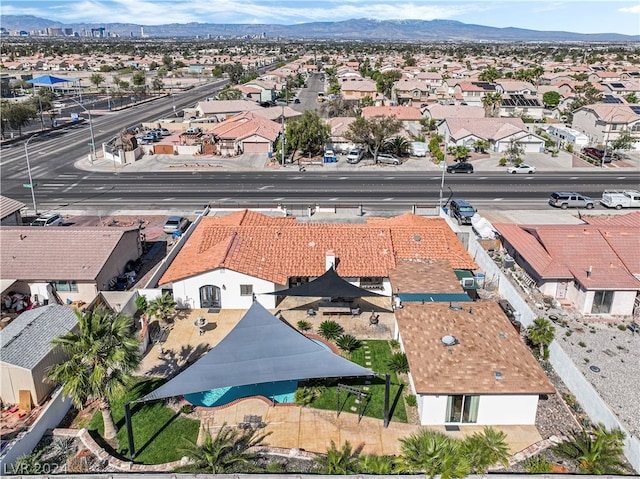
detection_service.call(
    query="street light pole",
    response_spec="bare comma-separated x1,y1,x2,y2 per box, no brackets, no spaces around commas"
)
24,134,39,215
602,113,625,168
67,97,97,164
438,140,447,211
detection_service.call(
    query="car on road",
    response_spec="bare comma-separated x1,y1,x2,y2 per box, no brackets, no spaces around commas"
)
548,192,595,209
507,163,536,174
446,162,474,174
163,216,189,234
346,148,365,164
448,199,476,225
31,213,64,227
377,153,402,165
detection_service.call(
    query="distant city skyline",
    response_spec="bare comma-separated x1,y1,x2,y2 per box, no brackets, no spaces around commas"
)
2,0,639,36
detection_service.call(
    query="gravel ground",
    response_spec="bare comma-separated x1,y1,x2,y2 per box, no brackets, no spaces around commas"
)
554,318,640,438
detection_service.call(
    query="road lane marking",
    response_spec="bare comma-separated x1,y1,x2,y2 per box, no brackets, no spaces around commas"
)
258,185,274,190
493,198,505,201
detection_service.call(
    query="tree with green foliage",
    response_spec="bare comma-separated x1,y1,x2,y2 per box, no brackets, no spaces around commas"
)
162,54,174,70
564,82,602,122
482,92,503,117
623,92,637,104
318,320,344,341
473,139,489,153
46,306,141,440
344,114,403,163
611,129,638,152
3,101,36,136
217,87,243,100
447,145,470,162
396,429,470,478
284,110,330,160
147,292,177,325
384,136,411,157
527,317,555,359
89,73,105,90
461,427,510,473
315,440,362,474
182,423,268,473
335,334,361,355
542,90,561,108
387,352,409,373
553,423,626,474
478,66,500,82
373,70,402,99
504,138,525,164
360,95,375,108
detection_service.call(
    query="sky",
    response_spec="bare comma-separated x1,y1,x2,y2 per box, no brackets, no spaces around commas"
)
2,0,640,36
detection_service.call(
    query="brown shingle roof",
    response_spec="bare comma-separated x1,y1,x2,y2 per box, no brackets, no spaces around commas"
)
388,259,463,294
0,227,138,281
396,302,555,395
160,211,476,285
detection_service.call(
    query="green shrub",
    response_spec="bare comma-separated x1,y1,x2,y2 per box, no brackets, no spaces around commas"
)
319,320,344,340
294,386,324,406
179,404,195,415
335,334,362,354
405,395,417,407
524,455,553,473
499,157,507,166
386,352,409,373
388,339,400,350
297,320,312,332
617,324,627,331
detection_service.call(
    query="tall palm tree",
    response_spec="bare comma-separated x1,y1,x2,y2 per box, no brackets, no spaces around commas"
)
47,306,141,440
527,317,555,359
183,423,269,473
396,429,470,479
147,292,177,325
481,92,503,117
462,426,510,473
315,440,362,474
553,424,625,474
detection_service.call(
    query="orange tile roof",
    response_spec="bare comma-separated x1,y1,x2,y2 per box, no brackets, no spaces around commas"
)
361,106,423,120
208,111,280,141
160,211,476,285
396,302,555,395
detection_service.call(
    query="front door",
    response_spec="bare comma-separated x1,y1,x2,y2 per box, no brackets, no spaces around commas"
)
446,395,479,423
200,285,221,308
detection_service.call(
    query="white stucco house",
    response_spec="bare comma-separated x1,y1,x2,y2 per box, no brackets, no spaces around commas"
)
571,103,640,151
394,302,554,426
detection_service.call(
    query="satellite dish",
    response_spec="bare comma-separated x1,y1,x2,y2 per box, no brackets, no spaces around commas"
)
441,335,457,346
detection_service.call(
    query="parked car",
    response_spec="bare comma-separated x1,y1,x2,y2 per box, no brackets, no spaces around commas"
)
346,148,365,164
156,128,171,136
163,216,190,234
582,147,612,163
184,127,201,135
31,213,64,227
448,199,476,225
293,98,301,104
446,162,474,174
548,192,595,209
507,163,536,174
410,142,428,157
323,150,337,163
139,133,158,142
377,153,402,165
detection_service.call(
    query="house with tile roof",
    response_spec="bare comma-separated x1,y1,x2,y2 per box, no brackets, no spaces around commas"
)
422,104,485,121
572,104,640,150
440,117,545,153
0,227,141,306
394,302,554,426
0,195,25,226
450,81,497,107
192,99,264,122
0,305,78,405
208,111,281,155
157,210,476,310
495,213,640,316
391,78,432,106
339,77,379,101
361,105,423,137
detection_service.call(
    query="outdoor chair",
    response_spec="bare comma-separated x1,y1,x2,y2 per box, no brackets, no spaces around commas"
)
307,308,317,317
351,307,361,317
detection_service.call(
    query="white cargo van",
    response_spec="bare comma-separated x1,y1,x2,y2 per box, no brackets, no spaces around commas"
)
410,142,428,157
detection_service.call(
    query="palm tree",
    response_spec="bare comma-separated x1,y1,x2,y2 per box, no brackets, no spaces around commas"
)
147,292,177,325
384,136,411,157
318,320,344,340
46,306,141,440
335,334,361,355
462,426,510,472
473,139,489,153
387,352,409,373
396,429,470,479
527,317,555,359
183,423,269,473
315,440,362,474
552,424,625,474
481,92,503,117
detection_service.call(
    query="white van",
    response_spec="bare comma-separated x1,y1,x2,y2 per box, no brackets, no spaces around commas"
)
410,142,428,157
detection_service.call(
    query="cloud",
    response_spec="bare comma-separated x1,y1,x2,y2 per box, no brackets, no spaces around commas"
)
618,4,640,13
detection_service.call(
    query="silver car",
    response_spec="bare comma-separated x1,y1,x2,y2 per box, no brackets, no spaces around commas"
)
548,192,595,209
163,216,189,234
376,153,402,165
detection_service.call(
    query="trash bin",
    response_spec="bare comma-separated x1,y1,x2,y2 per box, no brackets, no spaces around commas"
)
503,255,515,269
475,273,485,288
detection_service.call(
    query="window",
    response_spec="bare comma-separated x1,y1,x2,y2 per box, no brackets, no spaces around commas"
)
446,395,479,423
52,280,78,292
240,284,253,296
360,277,383,290
591,290,614,314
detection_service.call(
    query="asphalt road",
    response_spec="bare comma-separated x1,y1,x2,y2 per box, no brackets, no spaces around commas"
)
2,78,639,216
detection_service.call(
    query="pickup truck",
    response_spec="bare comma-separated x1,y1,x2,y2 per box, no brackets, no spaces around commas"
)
600,190,640,209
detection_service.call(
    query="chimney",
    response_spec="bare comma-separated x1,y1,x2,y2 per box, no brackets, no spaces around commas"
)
325,250,335,271
587,266,592,278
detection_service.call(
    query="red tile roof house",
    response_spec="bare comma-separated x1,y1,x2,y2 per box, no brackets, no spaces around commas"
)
207,111,281,155
441,117,545,153
157,210,477,310
495,214,640,316
361,106,423,137
0,227,142,306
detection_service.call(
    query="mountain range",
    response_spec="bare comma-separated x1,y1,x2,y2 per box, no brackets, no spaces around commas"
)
2,15,639,42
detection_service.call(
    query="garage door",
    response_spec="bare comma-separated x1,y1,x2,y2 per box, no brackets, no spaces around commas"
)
242,142,269,153
520,142,542,153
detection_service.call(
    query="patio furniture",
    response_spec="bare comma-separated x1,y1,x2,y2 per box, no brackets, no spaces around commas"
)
629,322,639,335
369,312,379,325
351,307,361,317
306,308,317,317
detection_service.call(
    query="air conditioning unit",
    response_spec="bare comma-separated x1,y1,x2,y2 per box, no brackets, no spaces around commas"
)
461,278,475,288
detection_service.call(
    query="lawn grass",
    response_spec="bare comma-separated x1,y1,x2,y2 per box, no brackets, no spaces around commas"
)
308,340,407,423
89,377,199,464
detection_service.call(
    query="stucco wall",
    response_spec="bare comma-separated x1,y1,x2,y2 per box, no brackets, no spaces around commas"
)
417,394,538,425
95,230,141,292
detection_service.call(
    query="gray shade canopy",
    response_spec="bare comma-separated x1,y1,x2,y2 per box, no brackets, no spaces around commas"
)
141,302,375,403
265,266,384,299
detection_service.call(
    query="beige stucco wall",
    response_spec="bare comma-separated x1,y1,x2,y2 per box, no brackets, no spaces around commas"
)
95,230,141,292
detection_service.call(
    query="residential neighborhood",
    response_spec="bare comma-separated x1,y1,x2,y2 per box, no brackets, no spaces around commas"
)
1,27,639,477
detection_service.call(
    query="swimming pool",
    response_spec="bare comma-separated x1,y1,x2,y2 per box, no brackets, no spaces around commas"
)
184,338,332,407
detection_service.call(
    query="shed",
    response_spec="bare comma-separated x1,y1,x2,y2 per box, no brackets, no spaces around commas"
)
0,305,78,406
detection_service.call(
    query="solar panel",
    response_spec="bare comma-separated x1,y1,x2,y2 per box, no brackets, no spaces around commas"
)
603,95,624,104
473,82,496,91
630,106,640,115
610,83,625,88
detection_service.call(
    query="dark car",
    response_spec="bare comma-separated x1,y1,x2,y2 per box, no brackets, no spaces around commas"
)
448,199,476,225
293,98,301,104
446,162,474,174
582,147,611,163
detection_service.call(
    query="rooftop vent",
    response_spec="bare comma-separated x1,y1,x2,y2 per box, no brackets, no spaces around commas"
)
499,332,506,339
441,335,458,346
494,371,503,380
449,302,463,311
413,234,422,242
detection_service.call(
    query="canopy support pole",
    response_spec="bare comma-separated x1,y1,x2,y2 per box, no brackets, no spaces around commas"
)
124,402,136,459
383,374,390,428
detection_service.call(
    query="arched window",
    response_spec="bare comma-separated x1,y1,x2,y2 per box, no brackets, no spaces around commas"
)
200,285,221,308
